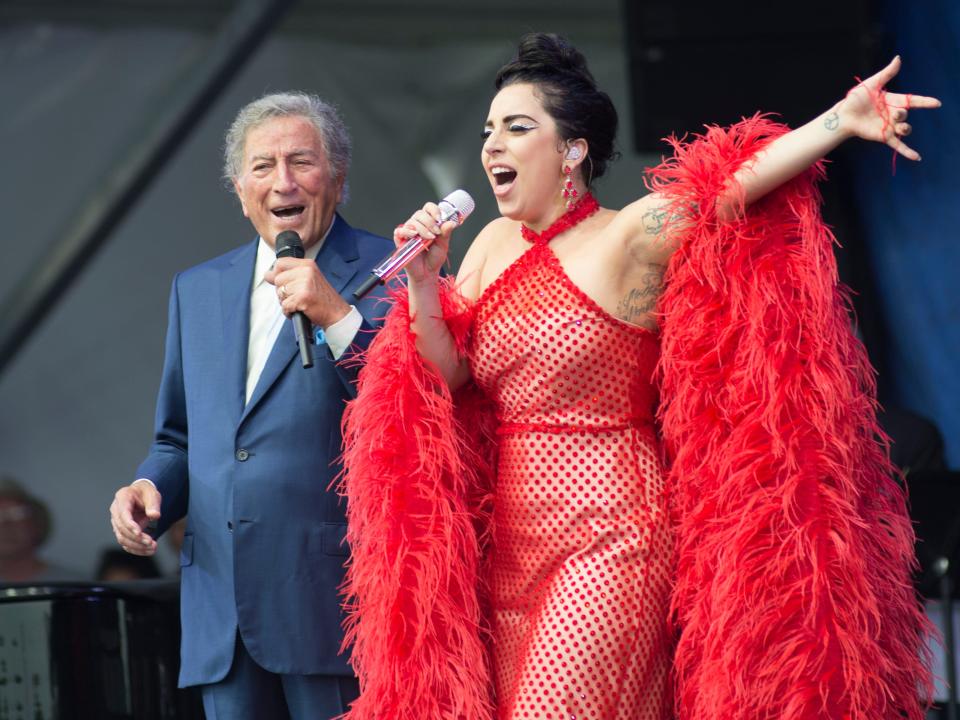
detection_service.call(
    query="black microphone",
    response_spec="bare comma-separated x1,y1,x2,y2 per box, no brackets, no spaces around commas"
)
353,189,475,300
275,230,314,369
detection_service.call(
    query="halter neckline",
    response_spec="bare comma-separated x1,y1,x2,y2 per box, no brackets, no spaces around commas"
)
520,193,600,245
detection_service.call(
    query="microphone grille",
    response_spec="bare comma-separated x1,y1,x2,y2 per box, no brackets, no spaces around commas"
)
440,189,475,224
275,230,304,258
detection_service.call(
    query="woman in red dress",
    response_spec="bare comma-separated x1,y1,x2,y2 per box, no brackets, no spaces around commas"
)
340,33,939,720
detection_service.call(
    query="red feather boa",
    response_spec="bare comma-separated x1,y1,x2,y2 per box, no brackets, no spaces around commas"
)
339,286,497,720
651,116,931,719
339,116,931,719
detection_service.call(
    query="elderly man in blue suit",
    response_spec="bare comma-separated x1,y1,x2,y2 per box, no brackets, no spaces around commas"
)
108,92,394,719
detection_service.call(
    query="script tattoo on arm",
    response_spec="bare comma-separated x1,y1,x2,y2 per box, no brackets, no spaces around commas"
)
615,263,666,323
824,111,840,131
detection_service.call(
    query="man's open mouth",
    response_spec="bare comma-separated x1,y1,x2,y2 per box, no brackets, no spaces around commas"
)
272,205,304,218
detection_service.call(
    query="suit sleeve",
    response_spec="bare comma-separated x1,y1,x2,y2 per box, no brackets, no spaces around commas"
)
328,259,395,396
135,274,190,535
328,308,385,397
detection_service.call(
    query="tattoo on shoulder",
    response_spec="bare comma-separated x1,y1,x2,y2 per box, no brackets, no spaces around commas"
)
641,207,669,236
615,264,665,323
824,111,840,131
641,203,697,237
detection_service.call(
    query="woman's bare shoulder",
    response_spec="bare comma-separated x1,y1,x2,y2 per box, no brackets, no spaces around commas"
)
455,216,520,299
609,193,667,238
607,192,688,266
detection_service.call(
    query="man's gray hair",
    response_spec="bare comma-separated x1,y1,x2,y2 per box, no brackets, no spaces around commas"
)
223,91,352,201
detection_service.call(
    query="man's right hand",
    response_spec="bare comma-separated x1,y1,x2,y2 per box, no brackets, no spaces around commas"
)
110,480,161,556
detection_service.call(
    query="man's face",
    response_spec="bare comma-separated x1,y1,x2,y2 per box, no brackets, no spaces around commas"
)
233,115,343,250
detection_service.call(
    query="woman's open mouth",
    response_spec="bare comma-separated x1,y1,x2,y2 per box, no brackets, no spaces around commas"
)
491,166,517,196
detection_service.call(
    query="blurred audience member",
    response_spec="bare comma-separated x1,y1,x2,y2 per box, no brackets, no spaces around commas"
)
95,548,161,582
0,476,83,584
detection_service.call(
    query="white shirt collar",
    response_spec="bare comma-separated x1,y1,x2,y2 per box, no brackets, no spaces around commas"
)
251,215,337,290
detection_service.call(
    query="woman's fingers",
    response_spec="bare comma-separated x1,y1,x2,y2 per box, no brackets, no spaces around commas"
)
395,203,449,245
887,134,920,161
413,207,442,236
393,223,418,246
884,93,940,121
391,203,457,277
868,55,901,89
841,57,939,160
907,94,942,109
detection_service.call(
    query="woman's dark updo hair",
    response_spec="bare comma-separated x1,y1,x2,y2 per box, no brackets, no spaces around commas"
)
495,33,620,185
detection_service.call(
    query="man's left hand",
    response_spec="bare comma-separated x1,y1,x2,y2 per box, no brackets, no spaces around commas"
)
265,258,351,329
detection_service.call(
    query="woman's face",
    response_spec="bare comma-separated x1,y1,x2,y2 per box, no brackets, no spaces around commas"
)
482,82,567,229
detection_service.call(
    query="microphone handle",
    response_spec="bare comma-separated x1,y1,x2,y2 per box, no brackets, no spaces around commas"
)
273,231,313,368
376,236,428,283
353,235,429,300
353,273,383,300
292,311,314,368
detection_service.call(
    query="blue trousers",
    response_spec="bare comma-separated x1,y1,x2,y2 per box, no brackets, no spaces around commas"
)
200,633,359,720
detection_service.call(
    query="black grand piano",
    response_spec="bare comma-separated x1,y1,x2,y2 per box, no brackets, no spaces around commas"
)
0,580,202,719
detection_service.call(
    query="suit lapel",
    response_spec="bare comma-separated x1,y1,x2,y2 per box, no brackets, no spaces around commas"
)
317,212,362,295
219,240,257,429
241,215,361,423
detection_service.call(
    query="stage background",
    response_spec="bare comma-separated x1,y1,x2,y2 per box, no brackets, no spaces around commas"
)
0,0,955,580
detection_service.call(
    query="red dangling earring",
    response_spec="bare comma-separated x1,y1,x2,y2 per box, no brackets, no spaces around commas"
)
562,147,582,210
561,165,580,210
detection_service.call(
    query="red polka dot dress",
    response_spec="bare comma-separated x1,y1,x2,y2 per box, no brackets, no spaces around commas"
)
469,199,674,720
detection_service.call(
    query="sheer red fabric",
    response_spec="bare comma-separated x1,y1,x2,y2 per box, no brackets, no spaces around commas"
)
470,236,673,720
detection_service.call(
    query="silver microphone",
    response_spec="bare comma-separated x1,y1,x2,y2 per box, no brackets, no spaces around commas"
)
353,189,475,300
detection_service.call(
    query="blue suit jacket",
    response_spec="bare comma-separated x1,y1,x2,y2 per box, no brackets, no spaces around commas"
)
136,215,393,686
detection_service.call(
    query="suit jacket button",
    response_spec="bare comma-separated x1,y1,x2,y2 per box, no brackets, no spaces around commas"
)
235,448,249,461
227,521,234,531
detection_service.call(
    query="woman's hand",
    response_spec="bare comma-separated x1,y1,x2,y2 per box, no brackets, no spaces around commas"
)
719,56,939,213
836,56,941,161
394,202,458,284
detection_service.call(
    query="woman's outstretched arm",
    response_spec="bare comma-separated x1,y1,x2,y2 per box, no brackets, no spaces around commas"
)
625,56,940,262
726,56,940,214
